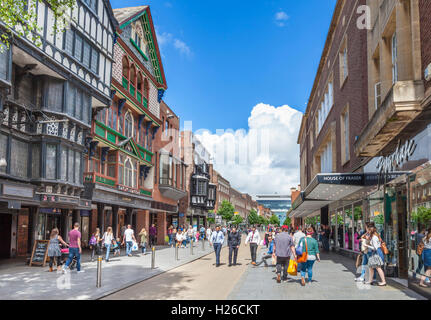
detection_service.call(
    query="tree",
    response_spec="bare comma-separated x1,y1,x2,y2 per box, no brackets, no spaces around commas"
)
412,207,431,227
248,209,260,225
231,215,244,226
283,216,291,226
269,214,280,226
0,0,76,49
207,218,215,225
258,215,267,226
218,200,235,222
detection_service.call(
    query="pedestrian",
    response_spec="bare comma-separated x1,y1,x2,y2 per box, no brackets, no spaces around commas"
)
298,227,321,286
200,225,205,241
149,224,157,248
195,230,200,243
206,226,212,241
256,235,274,267
419,228,431,288
113,238,121,257
167,225,174,247
122,224,136,257
273,225,297,283
187,225,194,247
63,222,83,273
89,228,101,262
139,227,148,255
363,226,387,286
47,228,68,272
172,228,177,247
176,230,183,247
210,226,225,267
264,230,269,249
228,227,241,266
293,227,306,247
245,226,261,265
355,223,376,282
102,227,114,262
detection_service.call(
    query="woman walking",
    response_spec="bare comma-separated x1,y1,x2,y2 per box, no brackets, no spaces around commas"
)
363,226,387,286
48,228,68,272
298,227,320,286
102,227,114,262
419,228,431,288
139,228,148,255
168,225,174,247
89,228,101,262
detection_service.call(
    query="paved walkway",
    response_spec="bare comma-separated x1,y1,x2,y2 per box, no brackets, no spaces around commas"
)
0,240,216,300
228,249,426,300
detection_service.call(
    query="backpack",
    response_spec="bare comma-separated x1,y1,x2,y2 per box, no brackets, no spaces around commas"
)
89,236,97,246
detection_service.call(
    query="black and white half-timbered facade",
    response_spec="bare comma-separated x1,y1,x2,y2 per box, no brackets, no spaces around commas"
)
0,0,118,258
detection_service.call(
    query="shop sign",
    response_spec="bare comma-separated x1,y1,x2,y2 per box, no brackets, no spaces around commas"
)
376,139,417,174
318,174,363,185
3,185,33,198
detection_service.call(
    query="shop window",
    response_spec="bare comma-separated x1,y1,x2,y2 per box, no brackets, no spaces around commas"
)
45,144,57,179
344,208,353,250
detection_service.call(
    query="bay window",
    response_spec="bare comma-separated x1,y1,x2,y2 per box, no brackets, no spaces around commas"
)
46,144,57,179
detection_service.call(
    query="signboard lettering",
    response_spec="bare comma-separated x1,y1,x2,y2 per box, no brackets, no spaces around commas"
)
30,240,49,267
376,139,416,174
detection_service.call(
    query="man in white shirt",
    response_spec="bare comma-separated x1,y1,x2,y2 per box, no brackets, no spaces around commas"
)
210,226,225,267
245,226,261,265
122,225,136,257
293,228,306,247
206,227,212,241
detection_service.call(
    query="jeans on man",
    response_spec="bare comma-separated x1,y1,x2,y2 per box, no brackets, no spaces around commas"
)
213,243,222,266
250,243,258,263
322,236,330,252
299,260,316,281
65,247,81,271
105,244,111,261
229,246,238,265
126,241,133,255
276,256,290,278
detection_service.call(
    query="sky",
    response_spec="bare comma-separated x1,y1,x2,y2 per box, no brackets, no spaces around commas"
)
110,0,337,196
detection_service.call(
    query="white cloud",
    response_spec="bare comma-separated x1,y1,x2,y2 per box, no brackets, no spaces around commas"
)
275,11,289,27
174,39,193,57
155,29,192,58
195,103,302,197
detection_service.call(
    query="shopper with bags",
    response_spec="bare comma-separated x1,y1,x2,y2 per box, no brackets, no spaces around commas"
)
122,224,137,257
297,227,320,286
363,226,387,286
419,228,431,288
273,225,297,283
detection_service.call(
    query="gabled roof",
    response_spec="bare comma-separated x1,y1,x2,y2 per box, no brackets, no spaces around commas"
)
113,6,167,88
102,0,120,31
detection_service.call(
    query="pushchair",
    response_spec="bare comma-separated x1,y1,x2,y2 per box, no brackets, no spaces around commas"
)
61,247,77,270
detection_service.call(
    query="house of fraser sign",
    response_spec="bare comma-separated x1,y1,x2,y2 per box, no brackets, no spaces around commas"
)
376,139,417,174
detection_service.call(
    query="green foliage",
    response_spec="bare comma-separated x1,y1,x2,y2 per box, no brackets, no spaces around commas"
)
258,215,268,226
0,0,75,50
305,216,320,226
269,214,280,226
248,209,260,225
218,200,235,222
373,214,384,226
207,218,215,225
411,207,431,226
283,216,291,226
231,215,244,226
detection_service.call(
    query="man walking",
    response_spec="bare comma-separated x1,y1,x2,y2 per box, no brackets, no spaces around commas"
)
273,225,296,283
122,224,136,257
293,227,306,247
228,227,241,266
149,224,157,248
210,226,224,267
245,226,261,265
63,223,83,273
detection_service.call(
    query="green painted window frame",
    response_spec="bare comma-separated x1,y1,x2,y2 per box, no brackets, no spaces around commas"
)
130,37,149,62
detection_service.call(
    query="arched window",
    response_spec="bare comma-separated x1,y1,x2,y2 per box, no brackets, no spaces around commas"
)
124,158,135,188
143,78,149,100
130,64,136,86
137,73,143,103
124,111,133,138
122,56,129,79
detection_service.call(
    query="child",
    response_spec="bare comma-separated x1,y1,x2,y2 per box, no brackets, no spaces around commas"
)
113,238,121,257
195,231,200,243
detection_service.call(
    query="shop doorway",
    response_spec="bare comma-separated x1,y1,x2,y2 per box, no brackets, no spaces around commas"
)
0,213,12,259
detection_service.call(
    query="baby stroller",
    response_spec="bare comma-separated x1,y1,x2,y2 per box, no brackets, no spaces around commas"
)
60,247,77,270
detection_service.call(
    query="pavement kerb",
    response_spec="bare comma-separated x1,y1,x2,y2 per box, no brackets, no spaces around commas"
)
95,243,226,300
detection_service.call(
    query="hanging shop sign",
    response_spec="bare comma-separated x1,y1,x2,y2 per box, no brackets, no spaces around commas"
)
376,139,417,174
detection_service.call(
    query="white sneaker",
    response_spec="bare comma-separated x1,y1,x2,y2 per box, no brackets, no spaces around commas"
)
355,277,364,282
77,270,85,273
62,266,69,274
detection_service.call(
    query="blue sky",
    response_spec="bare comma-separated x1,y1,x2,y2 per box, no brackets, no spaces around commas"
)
110,0,337,132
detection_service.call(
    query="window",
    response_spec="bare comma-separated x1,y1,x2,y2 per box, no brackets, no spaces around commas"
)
0,42,10,81
75,89,82,120
61,147,67,181
122,56,129,79
341,110,350,164
143,79,149,100
160,153,170,185
391,33,398,84
124,158,135,188
320,141,333,174
75,152,81,184
64,29,99,73
0,133,7,174
375,82,381,109
124,112,133,138
130,65,136,87
82,0,97,12
10,139,29,178
68,149,75,182
340,38,348,84
46,79,64,112
134,32,141,49
317,81,334,133
31,144,40,178
46,144,57,179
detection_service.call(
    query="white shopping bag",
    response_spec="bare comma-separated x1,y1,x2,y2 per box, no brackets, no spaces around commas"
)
132,241,139,252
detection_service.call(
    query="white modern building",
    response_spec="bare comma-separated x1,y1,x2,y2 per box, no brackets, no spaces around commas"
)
255,194,291,225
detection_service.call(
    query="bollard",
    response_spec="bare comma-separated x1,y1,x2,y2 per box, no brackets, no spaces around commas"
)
151,246,156,269
190,238,194,255
175,243,179,260
96,255,102,288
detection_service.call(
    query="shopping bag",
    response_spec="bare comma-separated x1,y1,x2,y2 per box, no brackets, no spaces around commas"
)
271,255,277,266
165,235,169,243
131,241,139,252
288,259,297,276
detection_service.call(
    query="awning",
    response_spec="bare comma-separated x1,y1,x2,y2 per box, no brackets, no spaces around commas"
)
290,172,408,218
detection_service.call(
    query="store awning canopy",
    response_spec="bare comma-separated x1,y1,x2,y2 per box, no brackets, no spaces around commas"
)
290,172,408,218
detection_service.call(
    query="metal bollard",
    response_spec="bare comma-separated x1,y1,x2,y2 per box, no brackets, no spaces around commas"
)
175,243,179,260
190,239,194,255
151,246,156,269
96,255,102,288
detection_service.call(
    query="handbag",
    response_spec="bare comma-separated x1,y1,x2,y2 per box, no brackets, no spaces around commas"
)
368,251,384,268
271,255,277,266
295,241,303,256
378,235,389,255
416,241,425,256
288,259,298,276
297,238,308,263
355,253,363,269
